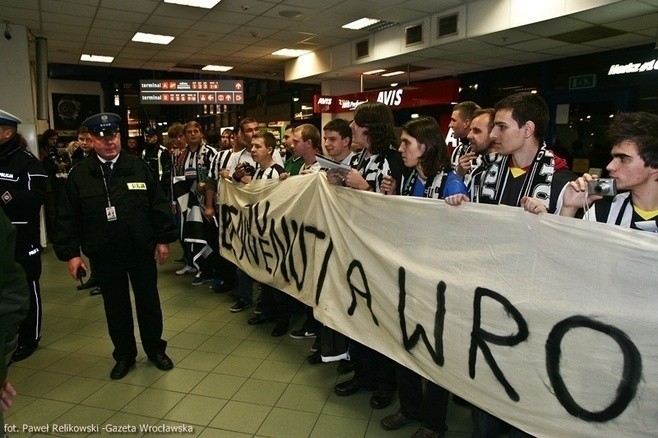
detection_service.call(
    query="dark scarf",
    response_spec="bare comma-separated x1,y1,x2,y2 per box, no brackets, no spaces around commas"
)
473,142,555,208
401,169,445,199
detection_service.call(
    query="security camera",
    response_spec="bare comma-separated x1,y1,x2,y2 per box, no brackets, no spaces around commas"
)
4,30,11,40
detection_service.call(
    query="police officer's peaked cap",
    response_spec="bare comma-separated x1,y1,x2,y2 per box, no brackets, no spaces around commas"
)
82,112,121,137
0,109,22,128
145,127,158,136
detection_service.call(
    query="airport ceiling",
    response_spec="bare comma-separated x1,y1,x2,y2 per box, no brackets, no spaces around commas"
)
3,0,658,88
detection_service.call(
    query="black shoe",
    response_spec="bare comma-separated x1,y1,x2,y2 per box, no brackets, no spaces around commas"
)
310,338,321,352
248,314,271,325
271,322,289,337
230,298,253,313
89,287,102,296
307,350,322,365
370,390,395,409
334,378,376,397
149,352,174,371
212,281,234,294
10,342,39,363
110,359,135,379
77,277,99,290
336,359,354,375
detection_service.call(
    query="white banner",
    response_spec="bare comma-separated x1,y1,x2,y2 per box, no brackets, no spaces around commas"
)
219,172,657,437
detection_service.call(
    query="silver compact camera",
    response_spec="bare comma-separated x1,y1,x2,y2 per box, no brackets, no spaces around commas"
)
588,178,617,197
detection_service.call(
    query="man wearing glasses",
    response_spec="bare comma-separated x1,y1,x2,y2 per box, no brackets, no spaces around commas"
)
55,113,178,380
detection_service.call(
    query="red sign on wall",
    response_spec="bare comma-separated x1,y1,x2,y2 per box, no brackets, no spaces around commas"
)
313,78,459,113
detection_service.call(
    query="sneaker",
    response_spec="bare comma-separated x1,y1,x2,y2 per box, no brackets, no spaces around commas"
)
176,265,197,275
230,298,253,313
209,278,224,289
289,328,317,339
253,301,263,315
191,275,211,286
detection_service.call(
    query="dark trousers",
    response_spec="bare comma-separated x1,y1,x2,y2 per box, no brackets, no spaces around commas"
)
94,252,166,361
16,251,42,346
472,407,532,438
260,284,294,324
396,364,449,433
351,340,397,392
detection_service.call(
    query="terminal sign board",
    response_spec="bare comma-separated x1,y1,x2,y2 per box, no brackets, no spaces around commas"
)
140,80,244,105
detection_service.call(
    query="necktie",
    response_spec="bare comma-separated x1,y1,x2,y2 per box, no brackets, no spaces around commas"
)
102,162,113,183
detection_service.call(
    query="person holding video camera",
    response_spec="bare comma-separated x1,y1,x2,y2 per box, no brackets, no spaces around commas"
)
558,112,658,230
55,113,178,380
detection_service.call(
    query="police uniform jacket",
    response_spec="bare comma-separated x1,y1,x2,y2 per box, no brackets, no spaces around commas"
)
0,135,47,256
0,207,29,358
142,143,172,196
55,151,177,262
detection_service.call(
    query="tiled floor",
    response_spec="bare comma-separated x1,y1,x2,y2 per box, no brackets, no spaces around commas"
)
5,246,473,437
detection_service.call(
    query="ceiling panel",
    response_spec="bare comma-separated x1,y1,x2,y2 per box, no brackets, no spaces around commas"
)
42,0,97,17
1,0,656,83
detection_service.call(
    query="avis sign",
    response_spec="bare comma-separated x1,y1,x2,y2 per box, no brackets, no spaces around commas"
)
313,78,459,113
377,89,403,106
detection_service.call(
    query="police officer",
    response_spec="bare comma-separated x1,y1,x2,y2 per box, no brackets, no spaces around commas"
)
55,113,177,380
142,127,171,199
0,109,47,363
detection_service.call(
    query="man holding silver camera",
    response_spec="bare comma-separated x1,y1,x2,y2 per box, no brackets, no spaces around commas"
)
558,112,658,230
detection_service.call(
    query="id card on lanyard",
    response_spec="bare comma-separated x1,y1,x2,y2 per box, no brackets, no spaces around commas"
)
100,164,117,221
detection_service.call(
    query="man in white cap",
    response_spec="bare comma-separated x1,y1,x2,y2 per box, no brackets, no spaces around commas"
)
0,109,47,363
55,112,178,380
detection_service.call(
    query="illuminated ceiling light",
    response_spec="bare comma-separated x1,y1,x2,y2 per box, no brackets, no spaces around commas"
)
411,113,419,119
132,32,175,45
390,83,398,87
381,70,404,77
202,65,233,72
342,17,380,30
164,0,221,8
363,69,385,75
272,48,310,57
80,54,114,63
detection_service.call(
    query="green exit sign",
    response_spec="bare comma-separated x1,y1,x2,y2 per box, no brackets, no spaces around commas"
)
569,74,596,89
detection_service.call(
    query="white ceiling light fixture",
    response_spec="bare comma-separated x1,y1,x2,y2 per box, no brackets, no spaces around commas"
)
363,69,385,75
272,48,310,57
164,0,221,9
80,54,114,63
381,70,405,77
342,18,380,30
202,65,233,72
132,32,175,45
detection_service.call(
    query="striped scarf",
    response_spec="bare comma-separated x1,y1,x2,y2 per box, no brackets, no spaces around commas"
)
473,143,555,209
